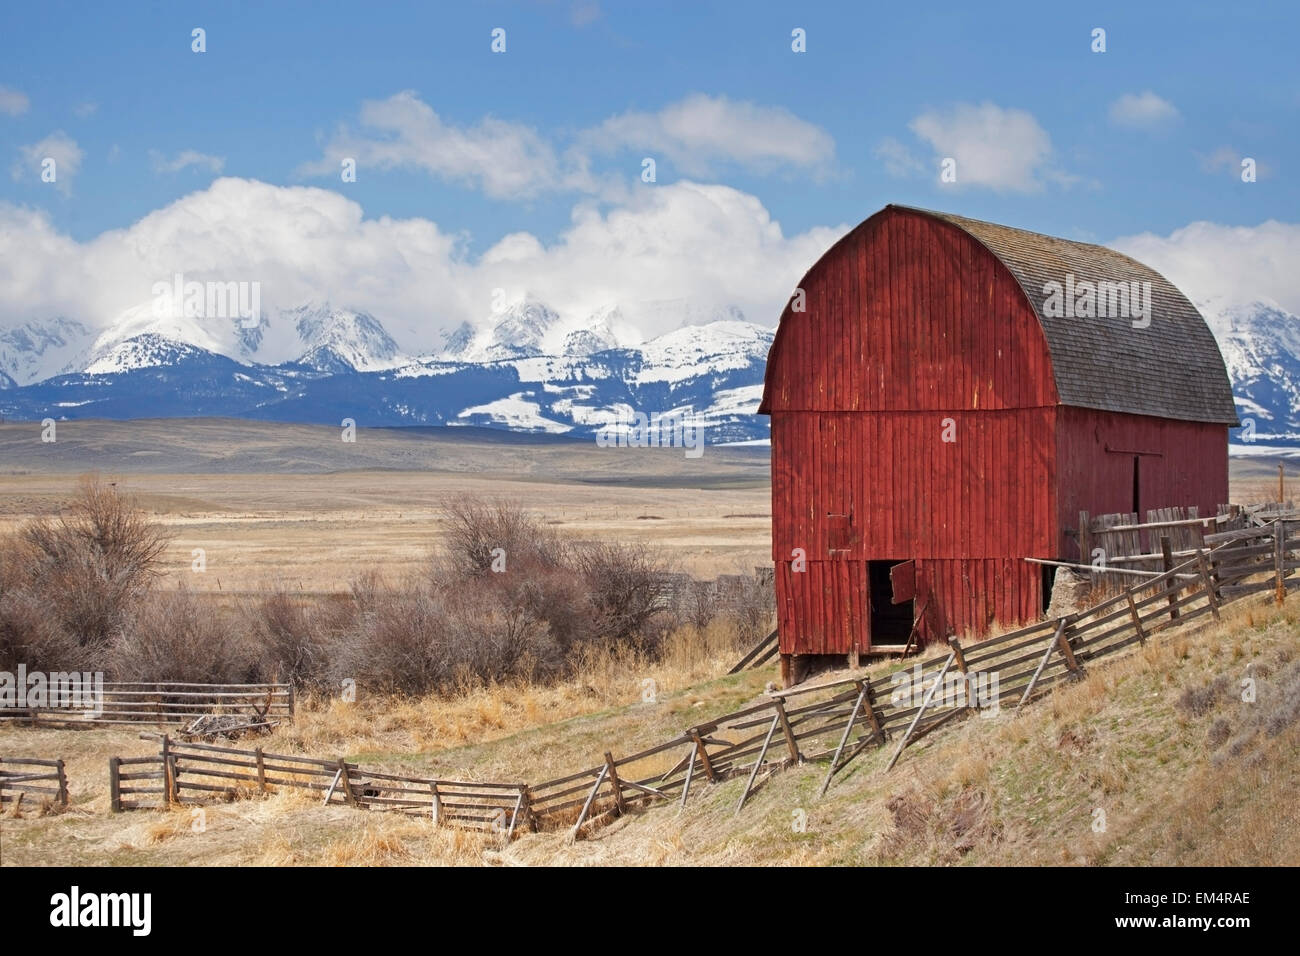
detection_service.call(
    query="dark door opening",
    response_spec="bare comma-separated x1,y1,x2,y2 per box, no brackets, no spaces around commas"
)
869,560,914,643
1132,456,1141,517
1041,564,1057,615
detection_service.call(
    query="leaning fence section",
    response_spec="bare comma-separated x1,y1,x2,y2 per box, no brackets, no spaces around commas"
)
108,734,533,837
0,756,68,808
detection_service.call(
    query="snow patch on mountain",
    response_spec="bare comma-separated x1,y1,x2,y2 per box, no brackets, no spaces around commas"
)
457,392,573,433
84,333,212,375
287,305,405,371
0,317,96,386
635,319,774,384
1199,298,1300,439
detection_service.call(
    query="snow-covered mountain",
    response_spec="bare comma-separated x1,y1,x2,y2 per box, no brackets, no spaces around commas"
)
439,297,631,363
72,300,408,375
0,318,96,386
1200,298,1300,442
0,298,776,443
7,293,1300,448
285,305,404,373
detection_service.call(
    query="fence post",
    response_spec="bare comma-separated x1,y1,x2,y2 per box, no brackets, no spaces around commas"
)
1125,592,1146,645
337,758,358,806
1056,624,1083,676
429,782,441,826
1161,535,1180,622
286,683,295,717
603,752,627,816
255,747,266,792
56,758,68,807
160,735,174,805
689,730,716,783
109,757,121,812
771,698,802,763
1275,520,1286,605
948,638,972,710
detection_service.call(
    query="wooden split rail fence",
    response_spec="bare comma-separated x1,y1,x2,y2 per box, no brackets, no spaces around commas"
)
109,734,532,836
1,682,293,728
106,521,1300,840
0,757,68,808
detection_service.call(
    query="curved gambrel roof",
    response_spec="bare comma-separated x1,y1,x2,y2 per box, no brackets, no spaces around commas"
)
761,204,1239,424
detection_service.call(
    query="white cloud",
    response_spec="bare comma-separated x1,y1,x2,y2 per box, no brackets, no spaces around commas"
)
299,91,580,199
149,149,226,174
903,102,1070,193
73,102,98,118
1109,91,1179,128
1112,220,1300,317
1197,145,1271,180
12,131,83,196
0,177,847,357
874,136,924,177
301,91,835,198
0,86,30,116
588,93,836,178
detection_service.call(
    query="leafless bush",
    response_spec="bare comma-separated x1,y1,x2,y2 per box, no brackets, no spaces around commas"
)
110,587,259,684
728,573,776,645
438,497,565,576
0,586,94,673
329,579,560,695
680,579,720,632
330,583,453,695
10,476,171,650
573,541,669,649
247,588,337,688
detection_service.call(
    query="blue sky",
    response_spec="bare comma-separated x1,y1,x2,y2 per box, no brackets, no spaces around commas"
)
0,0,1296,348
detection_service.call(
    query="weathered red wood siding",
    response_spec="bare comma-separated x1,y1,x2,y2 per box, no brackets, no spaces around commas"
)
1055,407,1230,561
764,207,1061,653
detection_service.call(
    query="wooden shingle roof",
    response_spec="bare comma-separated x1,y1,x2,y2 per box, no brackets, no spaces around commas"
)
894,205,1239,425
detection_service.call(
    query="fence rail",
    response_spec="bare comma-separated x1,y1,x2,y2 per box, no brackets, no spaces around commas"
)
0,756,68,807
104,518,1300,840
1,682,293,728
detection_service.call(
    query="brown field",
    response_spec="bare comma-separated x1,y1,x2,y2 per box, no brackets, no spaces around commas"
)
0,419,772,589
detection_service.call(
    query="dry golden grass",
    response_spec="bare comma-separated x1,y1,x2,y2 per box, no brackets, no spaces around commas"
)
6,594,1299,866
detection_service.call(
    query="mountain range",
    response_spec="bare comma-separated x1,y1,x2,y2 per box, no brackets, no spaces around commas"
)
1,295,1297,447
0,298,773,444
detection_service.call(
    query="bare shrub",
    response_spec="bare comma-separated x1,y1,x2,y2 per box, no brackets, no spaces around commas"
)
438,497,565,576
0,586,93,673
331,584,452,696
330,578,560,696
11,476,171,652
573,541,669,649
111,587,259,684
727,573,776,645
680,579,720,632
1177,675,1230,717
247,588,336,688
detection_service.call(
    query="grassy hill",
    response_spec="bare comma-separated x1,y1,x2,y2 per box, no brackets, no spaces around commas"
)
3,594,1297,866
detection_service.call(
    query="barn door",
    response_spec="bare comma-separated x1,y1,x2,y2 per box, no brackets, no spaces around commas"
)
866,560,915,647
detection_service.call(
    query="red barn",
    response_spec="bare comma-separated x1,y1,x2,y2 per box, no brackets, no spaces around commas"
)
758,205,1237,681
